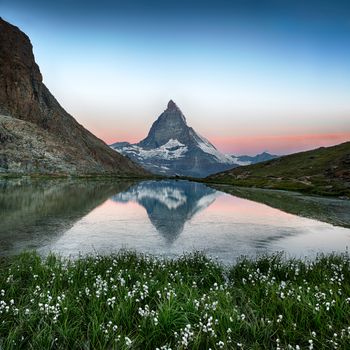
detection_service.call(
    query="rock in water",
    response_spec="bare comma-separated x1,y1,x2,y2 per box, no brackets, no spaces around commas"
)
0,18,147,176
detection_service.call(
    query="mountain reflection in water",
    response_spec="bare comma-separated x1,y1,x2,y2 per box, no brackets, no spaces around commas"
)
0,178,134,255
112,181,219,242
0,178,349,262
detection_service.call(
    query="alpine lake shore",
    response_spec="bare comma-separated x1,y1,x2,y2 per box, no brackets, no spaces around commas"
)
1,174,350,349
1,171,348,198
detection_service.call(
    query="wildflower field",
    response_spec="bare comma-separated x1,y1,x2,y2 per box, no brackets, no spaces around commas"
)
0,251,350,349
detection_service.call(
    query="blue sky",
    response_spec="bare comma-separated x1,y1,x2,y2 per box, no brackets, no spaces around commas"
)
1,0,350,154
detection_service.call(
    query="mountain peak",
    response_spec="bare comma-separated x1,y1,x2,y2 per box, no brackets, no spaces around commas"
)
137,100,188,149
167,99,180,111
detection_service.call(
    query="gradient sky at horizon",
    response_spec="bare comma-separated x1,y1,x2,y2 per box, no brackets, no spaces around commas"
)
1,0,350,155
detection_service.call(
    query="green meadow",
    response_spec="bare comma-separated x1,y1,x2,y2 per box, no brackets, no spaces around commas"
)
0,251,350,349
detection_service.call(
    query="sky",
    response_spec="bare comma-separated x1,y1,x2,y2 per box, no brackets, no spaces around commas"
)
1,0,350,155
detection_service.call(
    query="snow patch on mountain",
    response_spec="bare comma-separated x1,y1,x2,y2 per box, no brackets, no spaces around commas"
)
196,133,233,163
230,157,252,166
114,184,187,210
117,138,188,161
193,191,221,213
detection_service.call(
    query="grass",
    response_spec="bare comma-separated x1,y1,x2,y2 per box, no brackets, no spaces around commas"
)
204,141,350,197
1,251,350,349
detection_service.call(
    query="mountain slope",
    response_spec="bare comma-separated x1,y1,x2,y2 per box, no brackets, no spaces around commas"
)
206,142,350,196
111,100,251,177
0,18,147,176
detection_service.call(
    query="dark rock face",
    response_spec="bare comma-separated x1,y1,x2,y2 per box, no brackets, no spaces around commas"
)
111,100,242,177
0,123,14,143
0,18,147,176
139,100,190,149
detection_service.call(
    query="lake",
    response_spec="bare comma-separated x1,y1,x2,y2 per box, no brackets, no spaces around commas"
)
1,178,349,263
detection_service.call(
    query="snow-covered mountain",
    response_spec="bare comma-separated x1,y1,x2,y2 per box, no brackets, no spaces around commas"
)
110,100,275,177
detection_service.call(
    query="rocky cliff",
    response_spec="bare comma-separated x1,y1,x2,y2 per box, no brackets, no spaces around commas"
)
0,18,147,176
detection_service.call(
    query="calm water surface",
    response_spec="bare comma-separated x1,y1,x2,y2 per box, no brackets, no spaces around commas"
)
1,179,349,263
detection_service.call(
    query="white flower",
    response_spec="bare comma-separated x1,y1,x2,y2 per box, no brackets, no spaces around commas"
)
125,336,132,347
216,340,224,348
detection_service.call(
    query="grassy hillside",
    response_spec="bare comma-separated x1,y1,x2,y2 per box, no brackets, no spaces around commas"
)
205,142,350,197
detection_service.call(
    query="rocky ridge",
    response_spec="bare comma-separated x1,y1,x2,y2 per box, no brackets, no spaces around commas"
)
0,18,147,176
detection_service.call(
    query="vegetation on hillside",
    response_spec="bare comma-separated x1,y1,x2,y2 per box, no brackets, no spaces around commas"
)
1,251,350,349
205,142,350,197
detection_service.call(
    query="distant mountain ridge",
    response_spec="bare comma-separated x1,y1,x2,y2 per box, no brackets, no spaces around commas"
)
233,152,278,164
0,18,147,176
111,100,275,177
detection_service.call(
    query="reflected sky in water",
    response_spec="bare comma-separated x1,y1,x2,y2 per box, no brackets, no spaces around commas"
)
1,179,349,263
42,180,350,262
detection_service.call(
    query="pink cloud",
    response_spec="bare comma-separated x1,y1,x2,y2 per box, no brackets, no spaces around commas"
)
88,118,350,156
210,133,350,155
